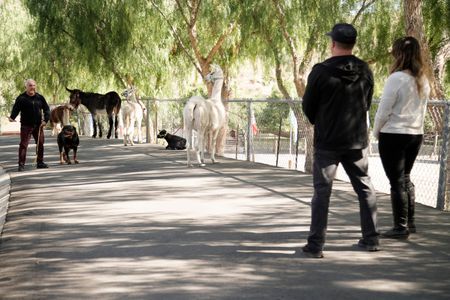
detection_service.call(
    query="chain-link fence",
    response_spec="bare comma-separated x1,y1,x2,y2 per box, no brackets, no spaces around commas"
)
113,97,449,211
222,99,448,211
1,98,449,211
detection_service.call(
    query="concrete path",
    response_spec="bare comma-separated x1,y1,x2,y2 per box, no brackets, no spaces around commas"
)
0,134,449,300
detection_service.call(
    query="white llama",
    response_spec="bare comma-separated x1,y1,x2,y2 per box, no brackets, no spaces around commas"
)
183,65,226,167
121,86,146,146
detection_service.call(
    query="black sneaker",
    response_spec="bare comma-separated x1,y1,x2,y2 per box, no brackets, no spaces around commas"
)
301,244,324,258
357,239,380,252
36,162,49,169
382,228,409,239
18,165,25,172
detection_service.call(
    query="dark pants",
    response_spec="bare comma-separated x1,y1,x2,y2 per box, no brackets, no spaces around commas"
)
307,148,378,251
18,125,44,166
378,133,422,228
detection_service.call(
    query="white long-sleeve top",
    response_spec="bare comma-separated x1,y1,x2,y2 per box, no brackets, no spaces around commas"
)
373,71,430,139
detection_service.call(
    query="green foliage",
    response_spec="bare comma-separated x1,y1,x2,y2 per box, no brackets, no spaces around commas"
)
24,0,134,87
0,0,449,118
227,102,247,131
20,0,186,100
0,0,31,108
356,0,403,97
423,0,450,95
258,102,290,131
255,90,291,132
423,0,449,52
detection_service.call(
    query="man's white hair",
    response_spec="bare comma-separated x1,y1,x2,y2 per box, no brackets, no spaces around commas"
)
24,79,36,87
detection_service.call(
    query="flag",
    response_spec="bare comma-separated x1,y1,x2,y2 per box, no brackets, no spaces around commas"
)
250,108,258,135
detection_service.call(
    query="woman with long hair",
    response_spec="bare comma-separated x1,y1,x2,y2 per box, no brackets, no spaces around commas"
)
373,36,431,239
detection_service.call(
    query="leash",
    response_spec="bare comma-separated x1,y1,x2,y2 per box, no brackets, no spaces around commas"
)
34,123,44,165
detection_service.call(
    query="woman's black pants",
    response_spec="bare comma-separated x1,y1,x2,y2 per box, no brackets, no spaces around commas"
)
378,133,422,229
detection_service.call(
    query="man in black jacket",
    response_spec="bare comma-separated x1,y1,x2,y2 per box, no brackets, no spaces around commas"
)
301,24,379,258
9,79,50,171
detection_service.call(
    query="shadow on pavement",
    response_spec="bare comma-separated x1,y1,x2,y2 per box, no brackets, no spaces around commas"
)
0,134,449,299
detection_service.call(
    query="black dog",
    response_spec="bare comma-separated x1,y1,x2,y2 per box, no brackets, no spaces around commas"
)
157,130,186,150
57,125,80,164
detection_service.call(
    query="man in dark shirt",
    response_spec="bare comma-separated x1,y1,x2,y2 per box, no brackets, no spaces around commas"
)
9,79,50,171
301,24,379,258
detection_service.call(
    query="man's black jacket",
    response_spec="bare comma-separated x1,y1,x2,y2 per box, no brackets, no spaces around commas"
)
10,92,50,127
302,55,374,150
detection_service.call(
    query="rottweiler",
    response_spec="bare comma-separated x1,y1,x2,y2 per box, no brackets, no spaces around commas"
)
57,125,80,164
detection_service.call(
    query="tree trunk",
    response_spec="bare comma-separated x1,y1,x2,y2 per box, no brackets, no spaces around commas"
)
214,69,231,156
404,0,447,165
271,47,314,172
404,0,444,99
176,0,236,156
272,1,315,173
433,39,450,96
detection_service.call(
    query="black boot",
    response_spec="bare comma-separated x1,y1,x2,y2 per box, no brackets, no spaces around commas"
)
383,190,409,239
382,227,409,239
406,181,416,233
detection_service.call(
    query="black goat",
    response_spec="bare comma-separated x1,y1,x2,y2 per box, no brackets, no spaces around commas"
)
157,130,186,150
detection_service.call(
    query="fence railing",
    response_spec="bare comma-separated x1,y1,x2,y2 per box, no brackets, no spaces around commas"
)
1,98,449,211
130,98,448,211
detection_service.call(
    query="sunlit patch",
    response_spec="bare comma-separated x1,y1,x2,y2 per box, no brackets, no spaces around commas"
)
335,279,420,292
238,242,301,248
237,249,295,255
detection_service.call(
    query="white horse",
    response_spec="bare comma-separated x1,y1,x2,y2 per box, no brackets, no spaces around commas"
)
183,65,226,167
121,86,146,146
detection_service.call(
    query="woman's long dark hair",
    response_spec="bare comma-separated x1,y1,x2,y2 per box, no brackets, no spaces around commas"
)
390,36,425,98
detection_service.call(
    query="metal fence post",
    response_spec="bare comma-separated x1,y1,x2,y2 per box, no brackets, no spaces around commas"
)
276,116,282,167
437,102,450,210
146,99,151,143
295,124,300,170
235,125,239,160
246,100,253,162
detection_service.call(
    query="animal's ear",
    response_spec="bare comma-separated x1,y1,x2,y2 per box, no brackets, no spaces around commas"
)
210,64,222,73
66,87,73,93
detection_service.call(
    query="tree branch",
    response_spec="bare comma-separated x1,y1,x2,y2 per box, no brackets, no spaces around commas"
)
48,14,126,88
272,0,302,96
174,0,190,27
205,21,237,66
183,0,206,71
434,38,450,79
39,13,78,42
149,0,202,75
433,38,450,94
266,34,291,100
351,0,377,24
191,0,202,25
96,32,127,88
296,25,320,96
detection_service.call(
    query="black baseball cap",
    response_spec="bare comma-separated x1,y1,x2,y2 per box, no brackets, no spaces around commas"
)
326,23,357,44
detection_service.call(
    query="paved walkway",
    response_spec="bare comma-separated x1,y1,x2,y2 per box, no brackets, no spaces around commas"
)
0,134,449,300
